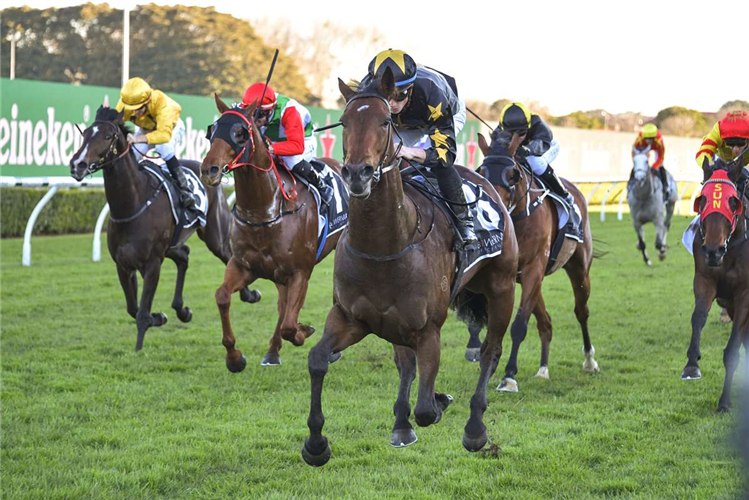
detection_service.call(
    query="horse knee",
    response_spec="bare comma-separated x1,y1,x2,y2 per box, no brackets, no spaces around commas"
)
308,345,331,377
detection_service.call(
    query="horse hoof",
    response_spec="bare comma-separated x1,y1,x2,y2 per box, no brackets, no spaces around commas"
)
260,352,281,366
535,366,549,379
329,352,342,364
302,439,331,467
436,393,454,411
226,354,247,373
391,428,418,448
659,252,667,261
681,367,702,380
582,359,600,372
241,289,262,304
716,405,731,414
152,312,168,326
462,430,488,452
464,347,481,363
719,309,732,324
646,260,653,267
177,307,192,323
497,378,518,392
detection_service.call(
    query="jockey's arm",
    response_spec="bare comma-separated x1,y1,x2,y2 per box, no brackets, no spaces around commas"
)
269,107,305,156
695,122,722,168
145,92,181,145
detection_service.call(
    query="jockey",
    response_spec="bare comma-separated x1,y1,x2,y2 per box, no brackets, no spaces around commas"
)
116,77,194,208
632,123,669,202
497,102,582,239
359,49,475,245
240,83,333,206
695,110,749,170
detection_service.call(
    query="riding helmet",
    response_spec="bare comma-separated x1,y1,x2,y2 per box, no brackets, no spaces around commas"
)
368,49,417,87
641,123,659,139
500,103,532,132
119,77,153,110
719,110,749,140
242,83,277,110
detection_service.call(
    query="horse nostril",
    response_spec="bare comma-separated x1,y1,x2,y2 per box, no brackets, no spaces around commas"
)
362,165,374,180
341,166,351,181
209,166,219,176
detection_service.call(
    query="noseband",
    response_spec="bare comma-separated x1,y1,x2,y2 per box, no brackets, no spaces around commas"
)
343,93,403,185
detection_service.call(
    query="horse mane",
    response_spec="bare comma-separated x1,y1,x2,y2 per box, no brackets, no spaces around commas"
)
95,105,129,137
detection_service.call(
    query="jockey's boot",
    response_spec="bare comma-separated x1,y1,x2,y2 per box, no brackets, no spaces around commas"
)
166,156,195,208
435,166,477,246
295,160,333,206
658,167,669,203
539,166,582,239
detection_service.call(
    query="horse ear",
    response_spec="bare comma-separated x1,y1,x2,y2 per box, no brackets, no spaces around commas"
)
214,93,229,114
379,67,396,98
478,133,490,156
701,156,712,181
338,78,356,102
115,109,125,122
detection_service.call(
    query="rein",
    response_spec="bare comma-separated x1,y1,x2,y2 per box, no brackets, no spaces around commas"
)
482,154,534,218
82,120,132,175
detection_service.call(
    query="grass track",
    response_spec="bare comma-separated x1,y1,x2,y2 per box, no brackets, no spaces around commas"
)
1,215,744,499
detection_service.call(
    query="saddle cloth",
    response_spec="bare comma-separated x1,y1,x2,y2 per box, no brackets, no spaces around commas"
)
140,160,208,229
407,174,506,272
682,215,700,256
291,160,349,259
533,177,584,243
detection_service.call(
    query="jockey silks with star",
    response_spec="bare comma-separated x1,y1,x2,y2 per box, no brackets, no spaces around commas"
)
493,102,582,239
116,77,195,208
632,123,670,202
240,83,333,205
359,49,475,245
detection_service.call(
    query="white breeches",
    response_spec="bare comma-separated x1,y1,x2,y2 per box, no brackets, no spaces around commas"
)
526,139,560,175
131,118,185,162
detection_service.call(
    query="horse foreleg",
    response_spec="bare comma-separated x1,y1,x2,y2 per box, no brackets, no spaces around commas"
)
533,294,553,379
718,318,744,412
216,258,256,373
302,304,368,467
260,283,289,367
634,222,652,266
391,346,418,447
413,326,452,428
498,266,543,392
564,260,597,372
135,260,166,351
278,273,314,346
116,265,138,319
682,274,717,380
166,244,192,323
655,219,669,261
464,281,514,452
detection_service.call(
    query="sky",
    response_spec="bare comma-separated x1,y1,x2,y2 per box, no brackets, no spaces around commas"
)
5,0,749,116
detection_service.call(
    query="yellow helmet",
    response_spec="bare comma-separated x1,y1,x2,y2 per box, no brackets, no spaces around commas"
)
641,123,658,139
119,77,152,110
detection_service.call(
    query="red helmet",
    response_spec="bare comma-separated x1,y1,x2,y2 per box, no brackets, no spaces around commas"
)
241,83,276,109
719,110,749,140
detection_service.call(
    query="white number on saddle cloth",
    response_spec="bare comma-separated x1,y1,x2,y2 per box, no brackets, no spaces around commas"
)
182,167,208,215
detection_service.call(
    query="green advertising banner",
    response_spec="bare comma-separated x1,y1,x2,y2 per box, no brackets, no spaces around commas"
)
0,78,483,177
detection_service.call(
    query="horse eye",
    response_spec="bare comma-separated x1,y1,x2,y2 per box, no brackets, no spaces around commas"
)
105,135,112,140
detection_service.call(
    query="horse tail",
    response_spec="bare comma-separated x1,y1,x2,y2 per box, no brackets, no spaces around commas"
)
452,289,488,332
592,237,609,260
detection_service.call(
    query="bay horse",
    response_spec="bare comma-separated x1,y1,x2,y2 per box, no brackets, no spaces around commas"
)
301,69,519,467
627,152,677,266
200,95,344,368
69,106,260,351
681,156,749,413
476,132,598,393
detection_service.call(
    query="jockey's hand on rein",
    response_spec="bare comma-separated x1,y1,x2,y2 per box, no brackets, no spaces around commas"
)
127,133,148,144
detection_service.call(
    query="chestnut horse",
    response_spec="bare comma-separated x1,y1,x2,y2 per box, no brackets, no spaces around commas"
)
476,132,599,392
200,95,344,368
682,156,749,413
301,70,519,467
69,106,260,351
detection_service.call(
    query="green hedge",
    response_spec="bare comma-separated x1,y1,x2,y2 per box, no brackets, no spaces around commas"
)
1,187,108,238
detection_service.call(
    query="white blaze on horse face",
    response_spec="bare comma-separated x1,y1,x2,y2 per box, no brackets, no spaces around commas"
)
356,105,370,112
633,153,649,180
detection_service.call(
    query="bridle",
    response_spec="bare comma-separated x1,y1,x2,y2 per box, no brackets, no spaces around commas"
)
342,92,403,186
80,120,131,175
480,154,532,215
698,173,745,251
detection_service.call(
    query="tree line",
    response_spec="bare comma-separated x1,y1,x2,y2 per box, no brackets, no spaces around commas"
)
3,3,748,138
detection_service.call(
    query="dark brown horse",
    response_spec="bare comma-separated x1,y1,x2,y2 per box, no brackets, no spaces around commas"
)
682,157,749,413
475,133,598,392
200,95,344,368
69,106,260,351
301,70,519,467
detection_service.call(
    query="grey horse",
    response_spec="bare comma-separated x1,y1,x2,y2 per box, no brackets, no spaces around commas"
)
627,152,677,265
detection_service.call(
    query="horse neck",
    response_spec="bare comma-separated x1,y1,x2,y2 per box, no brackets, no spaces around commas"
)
347,169,418,254
102,151,151,218
232,128,282,215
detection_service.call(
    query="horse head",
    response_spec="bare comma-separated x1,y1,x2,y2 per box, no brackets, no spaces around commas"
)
337,68,400,199
69,106,129,181
477,129,523,209
696,158,744,267
200,93,260,187
632,152,651,182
